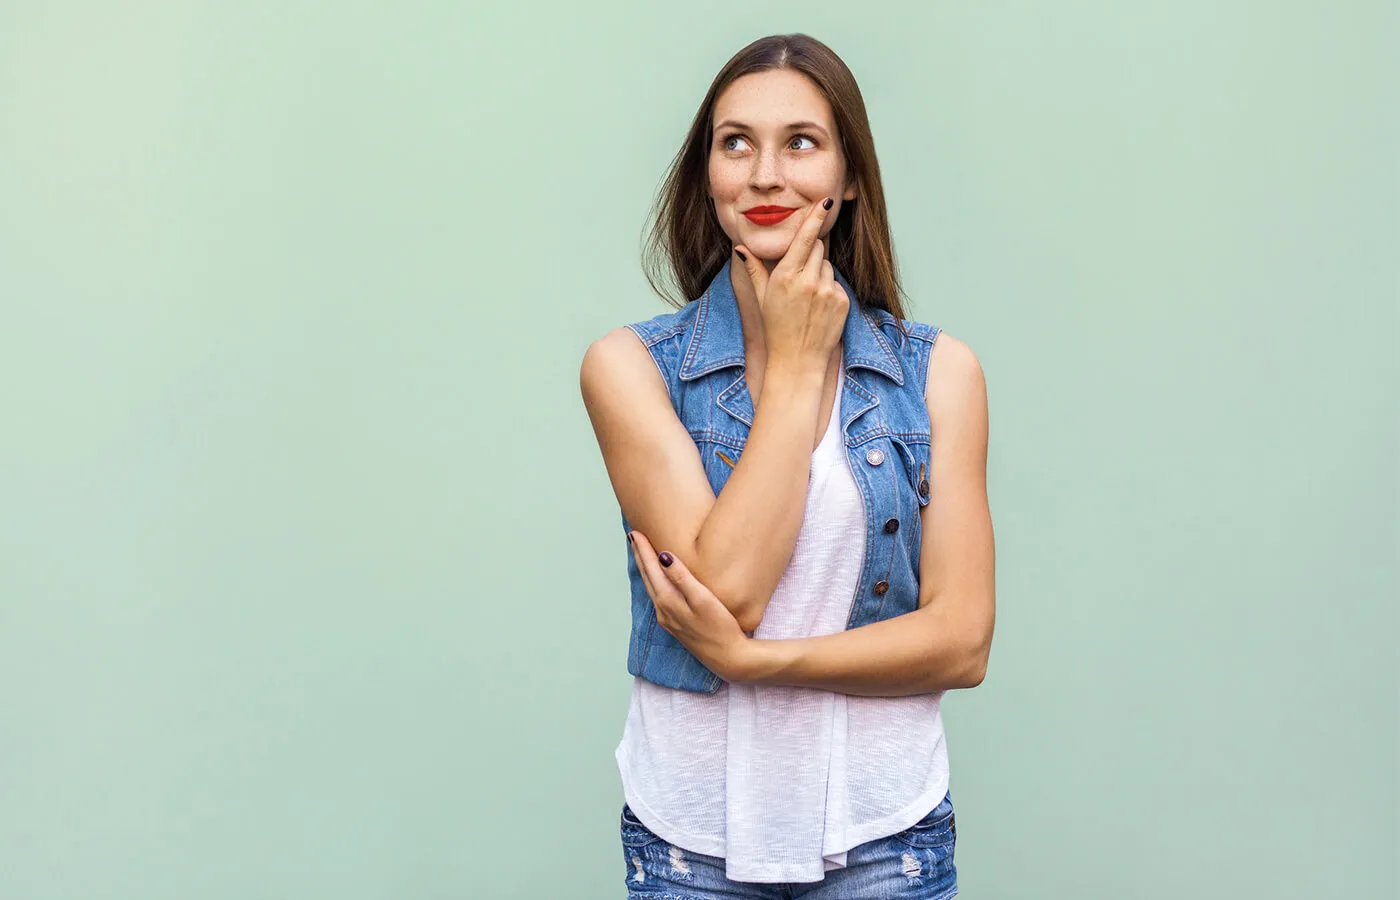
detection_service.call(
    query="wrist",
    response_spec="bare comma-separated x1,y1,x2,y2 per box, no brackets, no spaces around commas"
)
736,638,798,686
763,357,827,389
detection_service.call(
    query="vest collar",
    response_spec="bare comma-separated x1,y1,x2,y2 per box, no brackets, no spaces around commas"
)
677,256,904,386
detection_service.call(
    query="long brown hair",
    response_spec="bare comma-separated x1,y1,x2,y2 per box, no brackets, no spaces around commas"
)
641,33,910,329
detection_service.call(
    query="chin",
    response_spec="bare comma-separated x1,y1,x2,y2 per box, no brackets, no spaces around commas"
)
736,234,797,259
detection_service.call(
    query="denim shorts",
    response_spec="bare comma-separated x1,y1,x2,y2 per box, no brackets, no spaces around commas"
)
619,790,957,899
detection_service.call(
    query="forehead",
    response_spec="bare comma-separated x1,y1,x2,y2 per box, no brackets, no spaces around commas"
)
712,69,834,128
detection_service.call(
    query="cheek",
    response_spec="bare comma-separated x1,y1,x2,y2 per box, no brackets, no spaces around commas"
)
707,171,744,237
708,165,744,203
797,161,846,195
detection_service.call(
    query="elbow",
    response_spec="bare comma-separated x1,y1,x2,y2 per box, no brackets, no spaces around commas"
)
955,634,992,689
689,556,764,634
727,585,765,634
725,588,766,635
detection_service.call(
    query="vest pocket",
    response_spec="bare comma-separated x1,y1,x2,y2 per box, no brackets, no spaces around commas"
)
889,435,932,509
695,435,746,496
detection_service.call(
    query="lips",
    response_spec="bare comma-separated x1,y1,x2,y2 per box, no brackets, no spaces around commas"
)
742,205,798,226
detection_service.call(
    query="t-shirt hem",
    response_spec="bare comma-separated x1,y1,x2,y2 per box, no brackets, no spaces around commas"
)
615,741,727,859
615,732,951,884
722,862,834,884
725,773,951,884
823,771,952,858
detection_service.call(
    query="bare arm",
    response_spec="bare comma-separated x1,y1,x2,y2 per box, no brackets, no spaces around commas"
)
580,327,825,633
740,334,996,695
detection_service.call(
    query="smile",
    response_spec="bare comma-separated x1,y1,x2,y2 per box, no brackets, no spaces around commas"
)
742,207,797,226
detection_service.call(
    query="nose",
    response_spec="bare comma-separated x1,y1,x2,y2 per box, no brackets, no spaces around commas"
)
749,146,784,191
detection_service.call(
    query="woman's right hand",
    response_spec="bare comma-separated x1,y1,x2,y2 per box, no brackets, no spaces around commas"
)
734,197,849,375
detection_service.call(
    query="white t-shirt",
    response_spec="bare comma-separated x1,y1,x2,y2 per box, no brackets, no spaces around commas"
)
615,382,950,884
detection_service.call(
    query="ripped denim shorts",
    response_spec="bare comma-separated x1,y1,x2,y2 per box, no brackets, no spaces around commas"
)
620,790,956,899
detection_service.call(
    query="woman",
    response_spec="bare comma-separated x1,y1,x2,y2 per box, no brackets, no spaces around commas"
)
580,32,995,898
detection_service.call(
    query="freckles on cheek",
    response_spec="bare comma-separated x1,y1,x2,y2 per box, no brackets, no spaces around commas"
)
708,163,741,201
709,176,741,205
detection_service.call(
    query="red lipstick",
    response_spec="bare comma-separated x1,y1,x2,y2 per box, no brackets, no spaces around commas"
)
742,205,798,226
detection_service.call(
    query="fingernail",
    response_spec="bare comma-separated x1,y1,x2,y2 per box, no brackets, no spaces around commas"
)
627,532,634,545
822,197,833,210
735,249,747,262
658,551,674,568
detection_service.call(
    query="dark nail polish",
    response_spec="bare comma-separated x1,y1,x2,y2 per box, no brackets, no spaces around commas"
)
822,197,833,210
659,551,674,568
735,249,747,262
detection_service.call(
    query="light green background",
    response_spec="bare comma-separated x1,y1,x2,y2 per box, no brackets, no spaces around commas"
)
2,2,1395,898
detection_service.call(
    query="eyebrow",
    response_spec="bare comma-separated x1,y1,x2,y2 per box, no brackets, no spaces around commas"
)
713,119,831,138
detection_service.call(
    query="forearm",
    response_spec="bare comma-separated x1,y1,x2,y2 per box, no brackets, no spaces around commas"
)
692,363,826,631
742,603,986,697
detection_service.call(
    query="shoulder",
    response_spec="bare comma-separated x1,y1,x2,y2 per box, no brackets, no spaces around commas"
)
861,308,945,391
920,329,988,438
579,326,654,399
865,308,941,356
579,303,698,398
870,306,985,425
872,306,981,390
624,303,695,345
926,331,983,389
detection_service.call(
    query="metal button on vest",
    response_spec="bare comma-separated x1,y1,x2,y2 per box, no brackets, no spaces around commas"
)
873,580,890,596
866,448,884,466
883,517,899,533
918,479,930,497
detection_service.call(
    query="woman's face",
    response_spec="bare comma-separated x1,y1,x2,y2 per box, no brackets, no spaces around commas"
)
707,68,857,262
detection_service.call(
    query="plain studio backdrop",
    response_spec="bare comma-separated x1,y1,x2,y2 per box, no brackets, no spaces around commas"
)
1,2,1395,898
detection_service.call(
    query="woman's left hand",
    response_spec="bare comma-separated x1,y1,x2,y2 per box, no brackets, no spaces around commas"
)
628,530,758,683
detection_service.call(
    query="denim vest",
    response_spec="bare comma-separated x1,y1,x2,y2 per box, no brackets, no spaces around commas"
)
620,257,940,693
